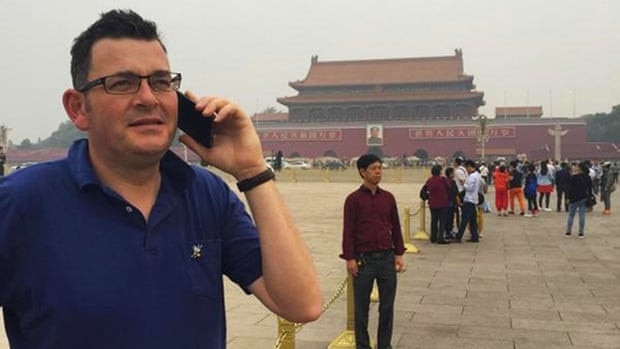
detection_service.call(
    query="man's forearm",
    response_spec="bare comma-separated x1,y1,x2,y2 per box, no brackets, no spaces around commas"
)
244,180,322,322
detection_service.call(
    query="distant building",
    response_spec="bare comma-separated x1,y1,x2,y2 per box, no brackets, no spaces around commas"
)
253,50,619,161
277,49,484,123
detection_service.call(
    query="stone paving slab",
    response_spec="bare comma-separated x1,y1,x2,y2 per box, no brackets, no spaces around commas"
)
1,182,620,348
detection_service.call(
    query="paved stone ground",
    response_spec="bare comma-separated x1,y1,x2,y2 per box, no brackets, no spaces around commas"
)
2,178,620,348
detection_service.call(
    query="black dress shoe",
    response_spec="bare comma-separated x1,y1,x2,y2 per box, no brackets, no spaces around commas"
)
437,241,450,244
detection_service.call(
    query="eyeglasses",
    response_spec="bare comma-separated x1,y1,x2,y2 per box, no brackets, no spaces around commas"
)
77,72,182,95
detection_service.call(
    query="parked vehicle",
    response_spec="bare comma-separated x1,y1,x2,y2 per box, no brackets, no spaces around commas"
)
284,159,311,169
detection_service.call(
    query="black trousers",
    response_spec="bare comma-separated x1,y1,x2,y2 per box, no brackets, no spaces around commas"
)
430,207,448,243
354,250,397,349
556,186,569,211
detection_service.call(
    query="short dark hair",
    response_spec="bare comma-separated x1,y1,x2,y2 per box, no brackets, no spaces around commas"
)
445,166,454,177
70,9,166,89
578,161,588,173
356,154,382,171
464,159,476,168
431,164,442,176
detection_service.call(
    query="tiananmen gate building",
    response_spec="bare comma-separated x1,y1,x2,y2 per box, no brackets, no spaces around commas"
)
253,49,618,161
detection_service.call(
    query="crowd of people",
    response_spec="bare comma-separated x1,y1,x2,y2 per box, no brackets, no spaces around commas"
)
422,156,618,243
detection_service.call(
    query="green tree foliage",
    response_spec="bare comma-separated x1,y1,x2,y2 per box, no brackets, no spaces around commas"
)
584,105,620,142
414,148,429,160
38,121,86,148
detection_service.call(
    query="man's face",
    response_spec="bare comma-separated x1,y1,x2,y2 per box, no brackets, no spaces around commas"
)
370,127,379,137
80,38,177,163
360,161,382,185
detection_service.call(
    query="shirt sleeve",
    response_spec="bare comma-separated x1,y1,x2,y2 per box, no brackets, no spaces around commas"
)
340,194,357,260
389,197,406,255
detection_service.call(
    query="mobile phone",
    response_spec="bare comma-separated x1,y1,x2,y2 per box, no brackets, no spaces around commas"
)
177,91,214,148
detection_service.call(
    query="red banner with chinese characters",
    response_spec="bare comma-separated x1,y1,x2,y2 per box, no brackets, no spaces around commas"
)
258,129,343,142
408,127,515,139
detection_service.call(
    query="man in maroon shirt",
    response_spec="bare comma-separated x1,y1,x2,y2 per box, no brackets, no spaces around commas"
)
341,153,406,349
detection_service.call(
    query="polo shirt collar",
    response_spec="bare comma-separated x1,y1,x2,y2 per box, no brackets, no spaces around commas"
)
67,139,196,190
359,184,382,194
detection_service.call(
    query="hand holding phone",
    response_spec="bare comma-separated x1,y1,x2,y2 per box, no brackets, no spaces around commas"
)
177,91,214,148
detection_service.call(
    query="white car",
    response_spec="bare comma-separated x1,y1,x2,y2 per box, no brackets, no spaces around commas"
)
284,159,311,169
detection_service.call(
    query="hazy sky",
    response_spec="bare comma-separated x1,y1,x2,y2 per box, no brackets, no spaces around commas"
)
1,0,618,143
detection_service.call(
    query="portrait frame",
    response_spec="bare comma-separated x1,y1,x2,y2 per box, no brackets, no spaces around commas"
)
366,124,384,146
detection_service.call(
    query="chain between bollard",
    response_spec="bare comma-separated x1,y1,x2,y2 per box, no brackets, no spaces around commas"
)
273,277,349,349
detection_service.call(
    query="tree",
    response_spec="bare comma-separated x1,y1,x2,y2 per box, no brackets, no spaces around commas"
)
18,138,33,149
262,106,281,113
414,148,429,161
584,104,620,142
38,121,86,148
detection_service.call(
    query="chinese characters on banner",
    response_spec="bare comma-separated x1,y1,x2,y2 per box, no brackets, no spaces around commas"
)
258,129,343,142
408,126,516,139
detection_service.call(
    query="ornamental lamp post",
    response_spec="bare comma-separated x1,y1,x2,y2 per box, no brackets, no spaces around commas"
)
472,114,489,161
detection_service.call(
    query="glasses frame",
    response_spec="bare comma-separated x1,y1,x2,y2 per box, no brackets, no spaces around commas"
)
77,71,182,95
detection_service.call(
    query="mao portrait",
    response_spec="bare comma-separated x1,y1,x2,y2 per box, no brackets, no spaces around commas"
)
366,125,384,146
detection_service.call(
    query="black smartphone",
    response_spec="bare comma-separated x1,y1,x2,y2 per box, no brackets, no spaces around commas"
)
176,91,214,148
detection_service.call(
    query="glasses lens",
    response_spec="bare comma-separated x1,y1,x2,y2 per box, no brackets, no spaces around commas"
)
104,74,141,94
149,72,181,92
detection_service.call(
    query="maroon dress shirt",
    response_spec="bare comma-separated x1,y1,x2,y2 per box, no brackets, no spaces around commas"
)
340,185,406,260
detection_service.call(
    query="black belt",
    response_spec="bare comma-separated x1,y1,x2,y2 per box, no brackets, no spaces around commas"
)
358,250,393,259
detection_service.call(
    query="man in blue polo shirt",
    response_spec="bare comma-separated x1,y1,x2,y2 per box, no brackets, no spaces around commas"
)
0,9,322,349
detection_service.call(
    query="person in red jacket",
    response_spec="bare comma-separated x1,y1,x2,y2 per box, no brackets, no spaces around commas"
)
493,164,510,216
425,164,451,244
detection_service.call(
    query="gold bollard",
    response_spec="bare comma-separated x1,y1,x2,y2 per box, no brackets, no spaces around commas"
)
322,168,332,183
370,282,379,303
412,200,430,240
291,168,298,183
328,276,356,349
403,206,420,253
277,317,296,349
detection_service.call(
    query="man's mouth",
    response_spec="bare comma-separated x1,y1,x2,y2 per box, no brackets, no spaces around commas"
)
129,118,164,127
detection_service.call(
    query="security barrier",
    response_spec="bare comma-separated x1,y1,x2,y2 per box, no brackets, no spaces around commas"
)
273,277,348,349
411,200,430,241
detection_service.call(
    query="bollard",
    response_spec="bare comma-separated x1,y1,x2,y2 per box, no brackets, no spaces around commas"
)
402,206,420,254
328,276,356,349
412,200,430,240
370,282,379,303
322,168,332,183
277,317,296,349
291,168,298,183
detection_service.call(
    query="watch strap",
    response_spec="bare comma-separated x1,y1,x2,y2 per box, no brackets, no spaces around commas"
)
236,168,275,192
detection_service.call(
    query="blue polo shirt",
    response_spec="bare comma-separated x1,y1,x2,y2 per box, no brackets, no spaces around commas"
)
0,139,262,349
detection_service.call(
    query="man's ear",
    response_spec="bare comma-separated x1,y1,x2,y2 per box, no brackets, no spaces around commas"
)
62,89,89,131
